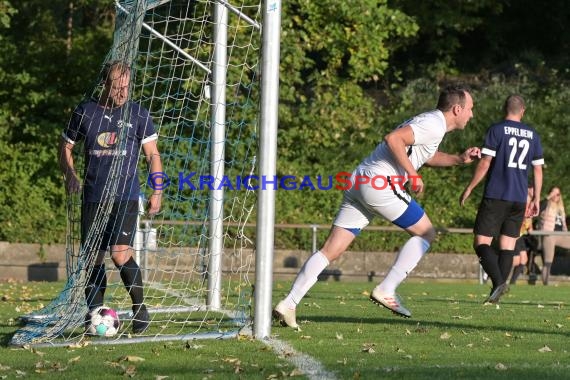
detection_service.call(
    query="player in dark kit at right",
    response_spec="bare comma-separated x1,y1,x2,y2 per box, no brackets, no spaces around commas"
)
460,95,543,304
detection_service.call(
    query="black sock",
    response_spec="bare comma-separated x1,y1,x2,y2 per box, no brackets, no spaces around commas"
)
510,264,525,284
85,264,107,309
117,257,144,306
498,250,515,283
475,244,503,288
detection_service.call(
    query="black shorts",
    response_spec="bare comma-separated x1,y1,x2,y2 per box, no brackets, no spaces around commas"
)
514,234,538,254
474,198,526,238
81,201,139,251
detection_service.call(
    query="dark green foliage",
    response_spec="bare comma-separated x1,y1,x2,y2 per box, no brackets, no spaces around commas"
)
0,0,114,243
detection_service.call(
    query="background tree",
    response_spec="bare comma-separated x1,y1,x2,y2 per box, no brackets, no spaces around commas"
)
0,0,113,243
276,0,418,223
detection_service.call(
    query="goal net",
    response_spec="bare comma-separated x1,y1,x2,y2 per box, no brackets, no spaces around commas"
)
11,0,268,347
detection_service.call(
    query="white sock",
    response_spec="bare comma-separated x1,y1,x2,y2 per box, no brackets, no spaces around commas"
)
283,250,330,309
376,236,430,294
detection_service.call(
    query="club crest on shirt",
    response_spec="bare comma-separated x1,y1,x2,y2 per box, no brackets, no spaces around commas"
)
117,120,133,129
97,131,118,148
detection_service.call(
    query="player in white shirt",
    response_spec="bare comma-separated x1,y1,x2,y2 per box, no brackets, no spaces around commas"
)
274,86,480,328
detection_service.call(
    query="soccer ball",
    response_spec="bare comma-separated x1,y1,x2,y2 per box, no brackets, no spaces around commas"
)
86,306,120,337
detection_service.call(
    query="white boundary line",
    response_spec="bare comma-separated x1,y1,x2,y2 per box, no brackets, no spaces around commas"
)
263,337,337,380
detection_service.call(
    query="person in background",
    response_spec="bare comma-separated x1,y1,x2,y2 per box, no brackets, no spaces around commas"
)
539,186,570,285
509,186,537,284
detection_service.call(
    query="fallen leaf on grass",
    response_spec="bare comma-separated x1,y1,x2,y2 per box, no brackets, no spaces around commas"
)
237,334,254,342
68,356,81,363
35,360,67,373
67,340,90,349
123,365,136,378
362,343,376,353
538,345,552,353
222,357,240,365
289,369,304,376
440,332,451,340
495,363,507,370
121,356,145,362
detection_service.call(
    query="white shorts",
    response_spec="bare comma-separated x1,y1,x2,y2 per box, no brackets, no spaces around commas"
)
333,176,424,232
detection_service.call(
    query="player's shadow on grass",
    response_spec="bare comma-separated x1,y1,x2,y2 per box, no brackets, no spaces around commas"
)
303,313,570,338
0,331,18,347
419,296,565,308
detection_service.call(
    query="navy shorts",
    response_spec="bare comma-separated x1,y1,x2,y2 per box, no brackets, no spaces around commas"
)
81,201,139,251
474,198,526,238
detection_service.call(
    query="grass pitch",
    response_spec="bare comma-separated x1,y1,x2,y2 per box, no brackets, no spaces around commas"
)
1,279,570,379
272,279,570,379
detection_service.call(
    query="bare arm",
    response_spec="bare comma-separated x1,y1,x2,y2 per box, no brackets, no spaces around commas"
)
459,155,492,206
426,147,481,167
58,138,81,193
143,139,163,216
528,164,543,217
384,125,424,193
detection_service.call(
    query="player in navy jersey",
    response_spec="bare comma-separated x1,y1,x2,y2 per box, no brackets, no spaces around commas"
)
461,94,543,303
58,61,163,333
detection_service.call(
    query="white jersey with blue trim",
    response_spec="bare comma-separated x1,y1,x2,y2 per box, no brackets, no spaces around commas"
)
356,110,446,181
